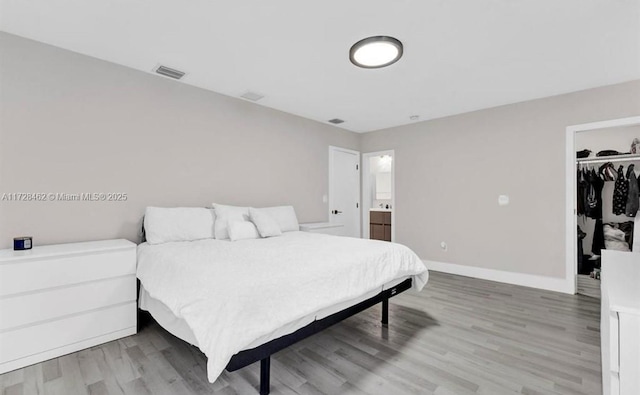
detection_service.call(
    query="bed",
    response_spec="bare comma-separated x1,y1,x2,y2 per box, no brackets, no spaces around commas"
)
137,229,428,394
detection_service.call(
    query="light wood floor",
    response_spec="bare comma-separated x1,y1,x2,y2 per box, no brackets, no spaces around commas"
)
0,272,602,395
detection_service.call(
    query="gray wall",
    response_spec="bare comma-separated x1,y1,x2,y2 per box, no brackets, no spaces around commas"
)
0,33,359,249
361,80,640,278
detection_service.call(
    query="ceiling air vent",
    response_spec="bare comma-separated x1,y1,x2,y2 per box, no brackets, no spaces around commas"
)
328,118,345,124
240,91,265,101
154,65,186,80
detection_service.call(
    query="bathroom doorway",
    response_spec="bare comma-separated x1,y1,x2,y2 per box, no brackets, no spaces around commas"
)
362,150,395,241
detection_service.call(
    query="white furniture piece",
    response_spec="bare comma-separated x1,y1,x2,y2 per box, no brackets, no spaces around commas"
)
0,239,137,374
601,250,640,395
299,222,345,236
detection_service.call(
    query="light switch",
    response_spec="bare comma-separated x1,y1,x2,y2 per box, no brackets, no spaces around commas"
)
498,195,509,206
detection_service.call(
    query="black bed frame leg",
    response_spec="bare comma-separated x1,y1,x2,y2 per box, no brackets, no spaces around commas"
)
381,298,389,325
260,357,270,395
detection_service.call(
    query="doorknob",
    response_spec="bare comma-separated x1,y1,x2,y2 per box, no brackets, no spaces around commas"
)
332,210,343,215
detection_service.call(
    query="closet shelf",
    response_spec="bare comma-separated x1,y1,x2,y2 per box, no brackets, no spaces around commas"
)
577,153,640,164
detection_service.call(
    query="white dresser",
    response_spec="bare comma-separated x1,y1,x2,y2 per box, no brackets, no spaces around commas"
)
299,222,345,236
601,250,640,395
0,239,137,374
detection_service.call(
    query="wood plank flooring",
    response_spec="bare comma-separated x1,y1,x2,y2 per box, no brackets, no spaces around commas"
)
577,275,601,300
0,272,602,395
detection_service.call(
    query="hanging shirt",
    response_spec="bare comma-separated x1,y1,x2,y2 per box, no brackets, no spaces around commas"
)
577,167,586,216
581,168,591,216
613,165,629,215
626,164,639,217
585,169,604,219
599,162,617,181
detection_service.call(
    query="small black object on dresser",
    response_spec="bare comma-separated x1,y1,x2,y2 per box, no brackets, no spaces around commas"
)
13,236,32,250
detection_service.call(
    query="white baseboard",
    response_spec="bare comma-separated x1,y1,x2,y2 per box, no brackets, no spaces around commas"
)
424,260,575,294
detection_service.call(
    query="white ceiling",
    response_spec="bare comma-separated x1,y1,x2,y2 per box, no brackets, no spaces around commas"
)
1,0,639,132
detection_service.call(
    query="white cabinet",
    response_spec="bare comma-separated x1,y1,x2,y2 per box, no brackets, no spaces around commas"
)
601,250,640,395
299,222,345,236
0,239,137,374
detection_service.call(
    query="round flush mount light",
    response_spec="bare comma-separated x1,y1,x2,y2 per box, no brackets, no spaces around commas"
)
349,36,403,69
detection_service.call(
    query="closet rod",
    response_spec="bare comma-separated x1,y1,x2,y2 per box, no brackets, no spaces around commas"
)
577,154,640,165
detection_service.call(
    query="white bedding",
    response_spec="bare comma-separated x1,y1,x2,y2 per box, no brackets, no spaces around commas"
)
137,231,428,383
138,275,411,348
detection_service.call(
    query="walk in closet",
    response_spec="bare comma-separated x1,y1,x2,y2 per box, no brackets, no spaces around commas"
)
575,123,640,298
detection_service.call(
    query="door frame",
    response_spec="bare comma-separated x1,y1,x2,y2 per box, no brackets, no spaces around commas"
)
565,116,640,295
328,146,361,237
362,150,395,241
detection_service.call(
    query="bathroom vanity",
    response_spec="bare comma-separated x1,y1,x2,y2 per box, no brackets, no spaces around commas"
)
370,209,392,241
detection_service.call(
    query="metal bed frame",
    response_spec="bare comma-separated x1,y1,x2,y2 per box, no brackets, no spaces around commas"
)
224,278,412,395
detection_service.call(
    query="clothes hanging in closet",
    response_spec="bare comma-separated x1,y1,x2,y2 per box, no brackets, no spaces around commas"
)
599,162,617,181
576,160,640,255
577,168,587,216
592,218,606,255
585,169,604,219
613,165,629,215
626,164,639,217
577,225,586,273
577,166,606,220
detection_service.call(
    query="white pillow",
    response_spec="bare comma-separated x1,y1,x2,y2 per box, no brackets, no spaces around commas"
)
254,206,299,232
144,207,215,245
249,207,282,238
228,221,260,241
212,203,250,240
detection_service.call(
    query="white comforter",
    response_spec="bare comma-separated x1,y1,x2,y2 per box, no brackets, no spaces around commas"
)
137,231,428,383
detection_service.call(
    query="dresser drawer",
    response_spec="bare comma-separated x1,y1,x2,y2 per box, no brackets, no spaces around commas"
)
0,302,136,365
370,211,384,224
0,275,136,331
370,212,391,224
0,248,135,297
370,224,385,240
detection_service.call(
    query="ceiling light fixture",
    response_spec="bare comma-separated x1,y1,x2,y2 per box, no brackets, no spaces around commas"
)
349,36,403,69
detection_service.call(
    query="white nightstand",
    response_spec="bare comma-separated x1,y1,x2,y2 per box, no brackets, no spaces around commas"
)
0,239,137,374
299,222,345,236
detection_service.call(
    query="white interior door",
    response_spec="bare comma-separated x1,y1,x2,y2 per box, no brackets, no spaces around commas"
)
329,146,361,237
